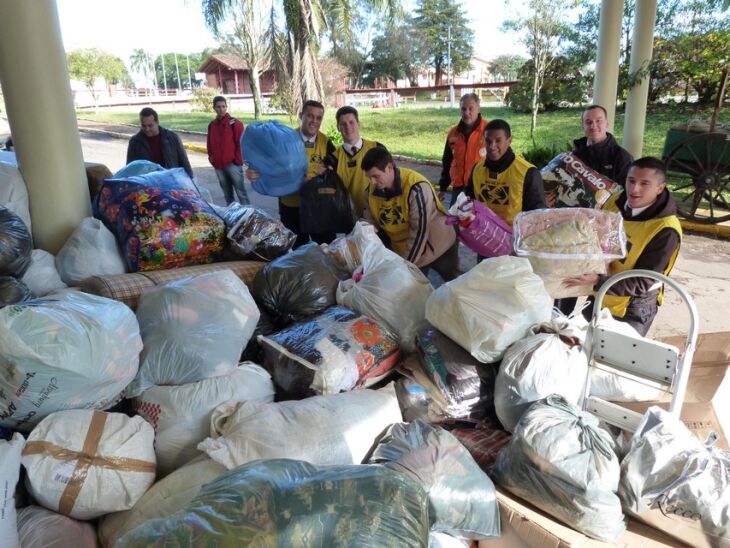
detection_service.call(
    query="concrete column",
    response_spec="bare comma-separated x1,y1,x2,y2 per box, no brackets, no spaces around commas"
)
0,0,90,253
592,0,624,132
623,0,658,158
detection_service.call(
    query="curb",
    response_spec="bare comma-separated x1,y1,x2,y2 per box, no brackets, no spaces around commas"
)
76,125,730,239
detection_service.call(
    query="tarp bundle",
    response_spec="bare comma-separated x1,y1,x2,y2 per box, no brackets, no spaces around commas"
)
252,242,348,327
300,169,356,234
0,291,141,431
493,395,625,541
241,121,308,196
94,168,224,272
426,256,553,363
620,407,730,548
369,420,501,540
541,152,621,208
117,459,430,547
259,306,401,397
222,202,296,260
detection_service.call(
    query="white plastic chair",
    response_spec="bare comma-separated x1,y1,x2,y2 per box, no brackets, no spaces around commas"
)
582,269,699,432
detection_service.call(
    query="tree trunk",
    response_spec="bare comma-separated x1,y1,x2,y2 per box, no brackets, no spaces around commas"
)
249,64,264,119
530,66,540,142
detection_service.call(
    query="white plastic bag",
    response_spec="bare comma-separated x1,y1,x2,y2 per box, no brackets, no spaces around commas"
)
619,407,730,548
133,363,275,475
55,217,127,285
0,160,31,233
0,433,24,548
0,291,141,431
322,220,382,273
425,256,552,363
337,244,433,352
495,317,588,432
493,395,625,541
21,410,156,520
197,385,402,470
129,270,260,396
98,456,227,548
17,505,98,548
20,249,67,297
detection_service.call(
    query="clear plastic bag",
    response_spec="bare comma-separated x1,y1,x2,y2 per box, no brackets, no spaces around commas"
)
222,202,296,261
129,270,259,396
425,256,553,363
512,208,627,298
55,217,127,284
17,506,98,548
0,275,31,307
0,205,31,278
493,395,625,542
117,459,429,547
20,249,66,297
322,220,382,274
336,244,433,352
620,407,730,548
369,420,501,540
0,433,24,547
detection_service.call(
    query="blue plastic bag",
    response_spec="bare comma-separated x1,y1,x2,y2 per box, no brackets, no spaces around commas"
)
241,121,308,197
114,160,165,178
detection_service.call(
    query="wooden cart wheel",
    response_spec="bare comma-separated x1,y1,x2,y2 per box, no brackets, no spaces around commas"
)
664,132,730,224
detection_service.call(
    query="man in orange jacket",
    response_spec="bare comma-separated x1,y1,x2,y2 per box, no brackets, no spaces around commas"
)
438,93,488,206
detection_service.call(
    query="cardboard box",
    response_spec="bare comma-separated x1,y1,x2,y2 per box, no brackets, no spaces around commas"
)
479,488,688,548
620,331,730,449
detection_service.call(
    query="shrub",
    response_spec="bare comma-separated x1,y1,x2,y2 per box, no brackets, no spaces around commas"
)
189,87,218,113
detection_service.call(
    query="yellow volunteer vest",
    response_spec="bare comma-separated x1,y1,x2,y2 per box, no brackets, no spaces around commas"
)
368,168,447,257
334,139,379,217
470,155,534,225
280,130,330,208
601,192,683,317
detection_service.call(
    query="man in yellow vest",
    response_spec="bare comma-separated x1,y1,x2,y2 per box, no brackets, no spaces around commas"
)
332,106,385,218
247,100,336,247
438,93,489,206
361,146,460,282
564,157,682,336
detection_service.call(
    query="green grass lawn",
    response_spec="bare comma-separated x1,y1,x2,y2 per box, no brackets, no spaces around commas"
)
80,103,728,163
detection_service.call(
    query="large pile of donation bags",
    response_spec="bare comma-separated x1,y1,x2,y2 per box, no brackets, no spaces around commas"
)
1,155,728,548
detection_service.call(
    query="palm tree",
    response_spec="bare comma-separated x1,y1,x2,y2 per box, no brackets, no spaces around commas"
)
201,0,398,113
129,48,158,94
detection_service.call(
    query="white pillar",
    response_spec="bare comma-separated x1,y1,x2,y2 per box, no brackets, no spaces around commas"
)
592,0,624,132
623,0,658,158
0,0,90,253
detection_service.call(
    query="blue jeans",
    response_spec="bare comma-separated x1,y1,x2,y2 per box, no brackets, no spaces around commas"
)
215,163,249,205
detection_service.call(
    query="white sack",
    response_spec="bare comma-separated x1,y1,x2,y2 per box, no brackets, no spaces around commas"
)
133,362,275,475
129,270,260,396
0,291,141,431
337,244,433,352
0,433,24,548
55,217,127,284
198,385,402,470
20,249,67,297
495,318,589,432
21,410,156,520
98,456,226,548
425,256,552,363
17,505,98,548
0,160,31,234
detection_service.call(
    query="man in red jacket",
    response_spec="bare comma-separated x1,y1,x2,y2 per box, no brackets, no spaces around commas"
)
207,96,249,205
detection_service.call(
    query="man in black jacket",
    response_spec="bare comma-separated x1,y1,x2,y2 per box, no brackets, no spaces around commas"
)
126,107,193,177
572,105,633,186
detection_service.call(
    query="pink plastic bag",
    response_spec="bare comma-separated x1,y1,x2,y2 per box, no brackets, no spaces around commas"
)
446,198,513,258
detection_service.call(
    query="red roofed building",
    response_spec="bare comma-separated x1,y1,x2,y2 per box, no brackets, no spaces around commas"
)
198,54,276,94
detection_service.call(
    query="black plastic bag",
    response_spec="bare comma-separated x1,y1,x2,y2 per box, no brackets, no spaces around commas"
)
240,309,279,363
252,242,348,327
0,206,32,278
299,170,356,235
223,203,296,261
0,276,31,307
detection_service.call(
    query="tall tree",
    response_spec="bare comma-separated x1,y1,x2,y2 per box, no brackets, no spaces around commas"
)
504,0,573,141
370,18,428,86
488,54,527,82
129,48,158,91
67,48,132,112
414,0,474,86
